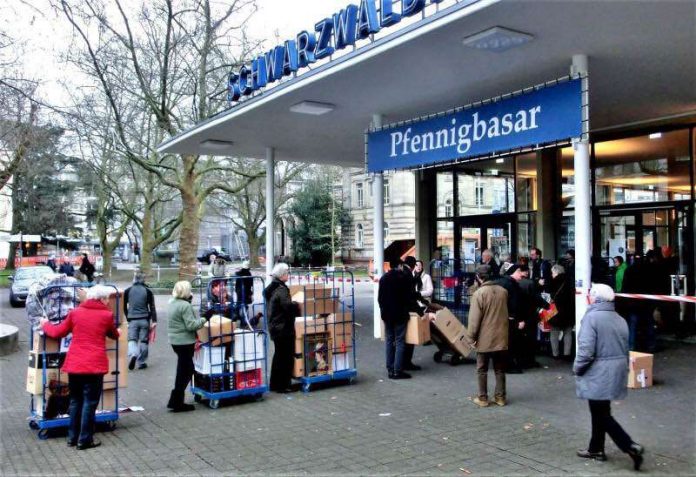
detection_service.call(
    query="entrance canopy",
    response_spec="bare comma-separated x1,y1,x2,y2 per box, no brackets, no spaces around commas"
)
158,0,696,168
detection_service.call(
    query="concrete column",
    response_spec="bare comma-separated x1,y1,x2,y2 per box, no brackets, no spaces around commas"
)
572,54,591,329
535,149,558,258
415,169,433,264
372,114,385,339
265,147,275,279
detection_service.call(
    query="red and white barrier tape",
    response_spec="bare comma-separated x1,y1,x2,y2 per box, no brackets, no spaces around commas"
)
615,293,696,304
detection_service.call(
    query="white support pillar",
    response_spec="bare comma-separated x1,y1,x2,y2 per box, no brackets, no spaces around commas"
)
265,147,275,279
572,54,591,330
372,114,385,339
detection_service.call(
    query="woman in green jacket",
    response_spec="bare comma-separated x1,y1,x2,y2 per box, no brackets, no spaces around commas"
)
613,256,628,292
167,280,206,412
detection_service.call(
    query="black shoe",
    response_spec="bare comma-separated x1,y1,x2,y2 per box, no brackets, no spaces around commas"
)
137,363,148,369
576,449,607,461
77,439,101,450
389,372,412,380
403,363,422,371
628,443,644,471
67,439,77,447
171,404,195,413
507,368,524,374
128,356,136,371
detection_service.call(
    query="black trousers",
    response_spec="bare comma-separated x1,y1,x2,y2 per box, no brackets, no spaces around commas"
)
270,335,295,391
588,400,633,453
403,343,415,365
170,344,195,406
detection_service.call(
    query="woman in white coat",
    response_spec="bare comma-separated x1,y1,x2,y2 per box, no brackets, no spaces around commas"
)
414,260,434,304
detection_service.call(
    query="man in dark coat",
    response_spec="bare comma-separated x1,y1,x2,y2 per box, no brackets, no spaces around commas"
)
59,257,75,277
496,263,523,373
529,247,552,292
622,254,656,352
509,264,545,368
378,258,413,379
124,272,157,370
264,263,300,393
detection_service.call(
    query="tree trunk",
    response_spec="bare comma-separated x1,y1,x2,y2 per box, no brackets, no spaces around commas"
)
178,159,200,280
6,242,18,270
102,251,113,278
140,206,154,277
247,232,262,268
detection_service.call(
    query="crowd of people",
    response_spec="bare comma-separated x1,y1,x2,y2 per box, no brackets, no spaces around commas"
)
36,248,655,471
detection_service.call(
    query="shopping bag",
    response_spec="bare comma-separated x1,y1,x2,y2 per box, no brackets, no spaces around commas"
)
538,302,558,323
148,325,156,344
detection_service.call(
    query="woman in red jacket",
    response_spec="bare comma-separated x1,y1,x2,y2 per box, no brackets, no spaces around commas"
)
41,285,119,450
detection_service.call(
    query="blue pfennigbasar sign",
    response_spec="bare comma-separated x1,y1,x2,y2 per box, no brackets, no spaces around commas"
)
367,78,583,173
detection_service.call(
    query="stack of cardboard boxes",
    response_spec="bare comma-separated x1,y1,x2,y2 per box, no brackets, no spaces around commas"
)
29,291,127,417
432,308,475,358
193,315,266,392
291,284,353,377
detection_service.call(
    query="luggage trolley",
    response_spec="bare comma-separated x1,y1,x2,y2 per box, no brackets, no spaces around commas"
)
192,275,268,408
27,282,122,439
288,268,357,393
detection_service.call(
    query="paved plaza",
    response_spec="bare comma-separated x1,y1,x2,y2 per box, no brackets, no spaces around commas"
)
1,283,695,476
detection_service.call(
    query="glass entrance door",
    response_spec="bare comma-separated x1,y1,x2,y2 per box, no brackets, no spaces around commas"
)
458,214,514,269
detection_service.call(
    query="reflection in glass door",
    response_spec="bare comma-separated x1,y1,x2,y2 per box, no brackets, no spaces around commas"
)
459,218,513,268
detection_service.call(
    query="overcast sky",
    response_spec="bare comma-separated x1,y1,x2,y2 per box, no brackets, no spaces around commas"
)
5,0,350,106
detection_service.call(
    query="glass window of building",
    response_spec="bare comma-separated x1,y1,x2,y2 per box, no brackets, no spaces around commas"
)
594,129,691,205
436,221,454,260
384,222,389,240
356,224,364,248
383,179,390,205
517,213,537,258
356,183,364,208
436,172,454,218
457,157,514,215
515,153,537,212
560,147,575,209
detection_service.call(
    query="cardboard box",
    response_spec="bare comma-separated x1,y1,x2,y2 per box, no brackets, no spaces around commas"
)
328,312,353,351
406,313,431,345
450,330,475,358
26,367,69,395
197,315,235,346
293,332,332,377
28,352,66,369
233,330,265,361
99,389,116,411
289,284,337,299
332,353,351,372
628,351,653,389
292,291,338,316
103,349,128,390
433,308,464,342
32,334,71,353
194,346,227,375
294,316,328,336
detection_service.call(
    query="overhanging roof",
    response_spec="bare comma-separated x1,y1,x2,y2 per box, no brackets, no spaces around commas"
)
158,0,696,168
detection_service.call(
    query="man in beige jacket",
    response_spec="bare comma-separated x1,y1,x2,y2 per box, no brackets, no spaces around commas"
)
467,264,510,407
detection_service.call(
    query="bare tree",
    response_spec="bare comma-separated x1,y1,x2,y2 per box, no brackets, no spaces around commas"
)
57,0,263,279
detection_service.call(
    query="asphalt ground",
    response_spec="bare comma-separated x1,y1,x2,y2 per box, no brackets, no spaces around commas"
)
1,282,694,476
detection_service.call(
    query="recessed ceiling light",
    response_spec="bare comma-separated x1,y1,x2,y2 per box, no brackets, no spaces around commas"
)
496,158,505,164
463,26,534,52
200,139,234,151
649,132,662,139
290,101,335,115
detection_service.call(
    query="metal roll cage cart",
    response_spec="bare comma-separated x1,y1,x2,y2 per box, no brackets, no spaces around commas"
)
429,258,474,366
288,268,357,393
28,282,122,439
192,275,268,409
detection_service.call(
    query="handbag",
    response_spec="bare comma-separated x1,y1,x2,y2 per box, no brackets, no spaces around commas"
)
539,302,559,323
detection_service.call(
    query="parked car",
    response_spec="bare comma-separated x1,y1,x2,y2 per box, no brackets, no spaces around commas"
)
197,248,232,264
9,266,55,308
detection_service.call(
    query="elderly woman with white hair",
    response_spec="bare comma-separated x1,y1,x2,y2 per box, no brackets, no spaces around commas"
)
167,280,206,412
574,283,644,471
40,285,119,450
263,263,300,393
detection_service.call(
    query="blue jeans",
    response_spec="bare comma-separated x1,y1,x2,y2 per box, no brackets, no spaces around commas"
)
385,321,407,374
127,319,150,366
628,310,655,352
68,374,103,445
